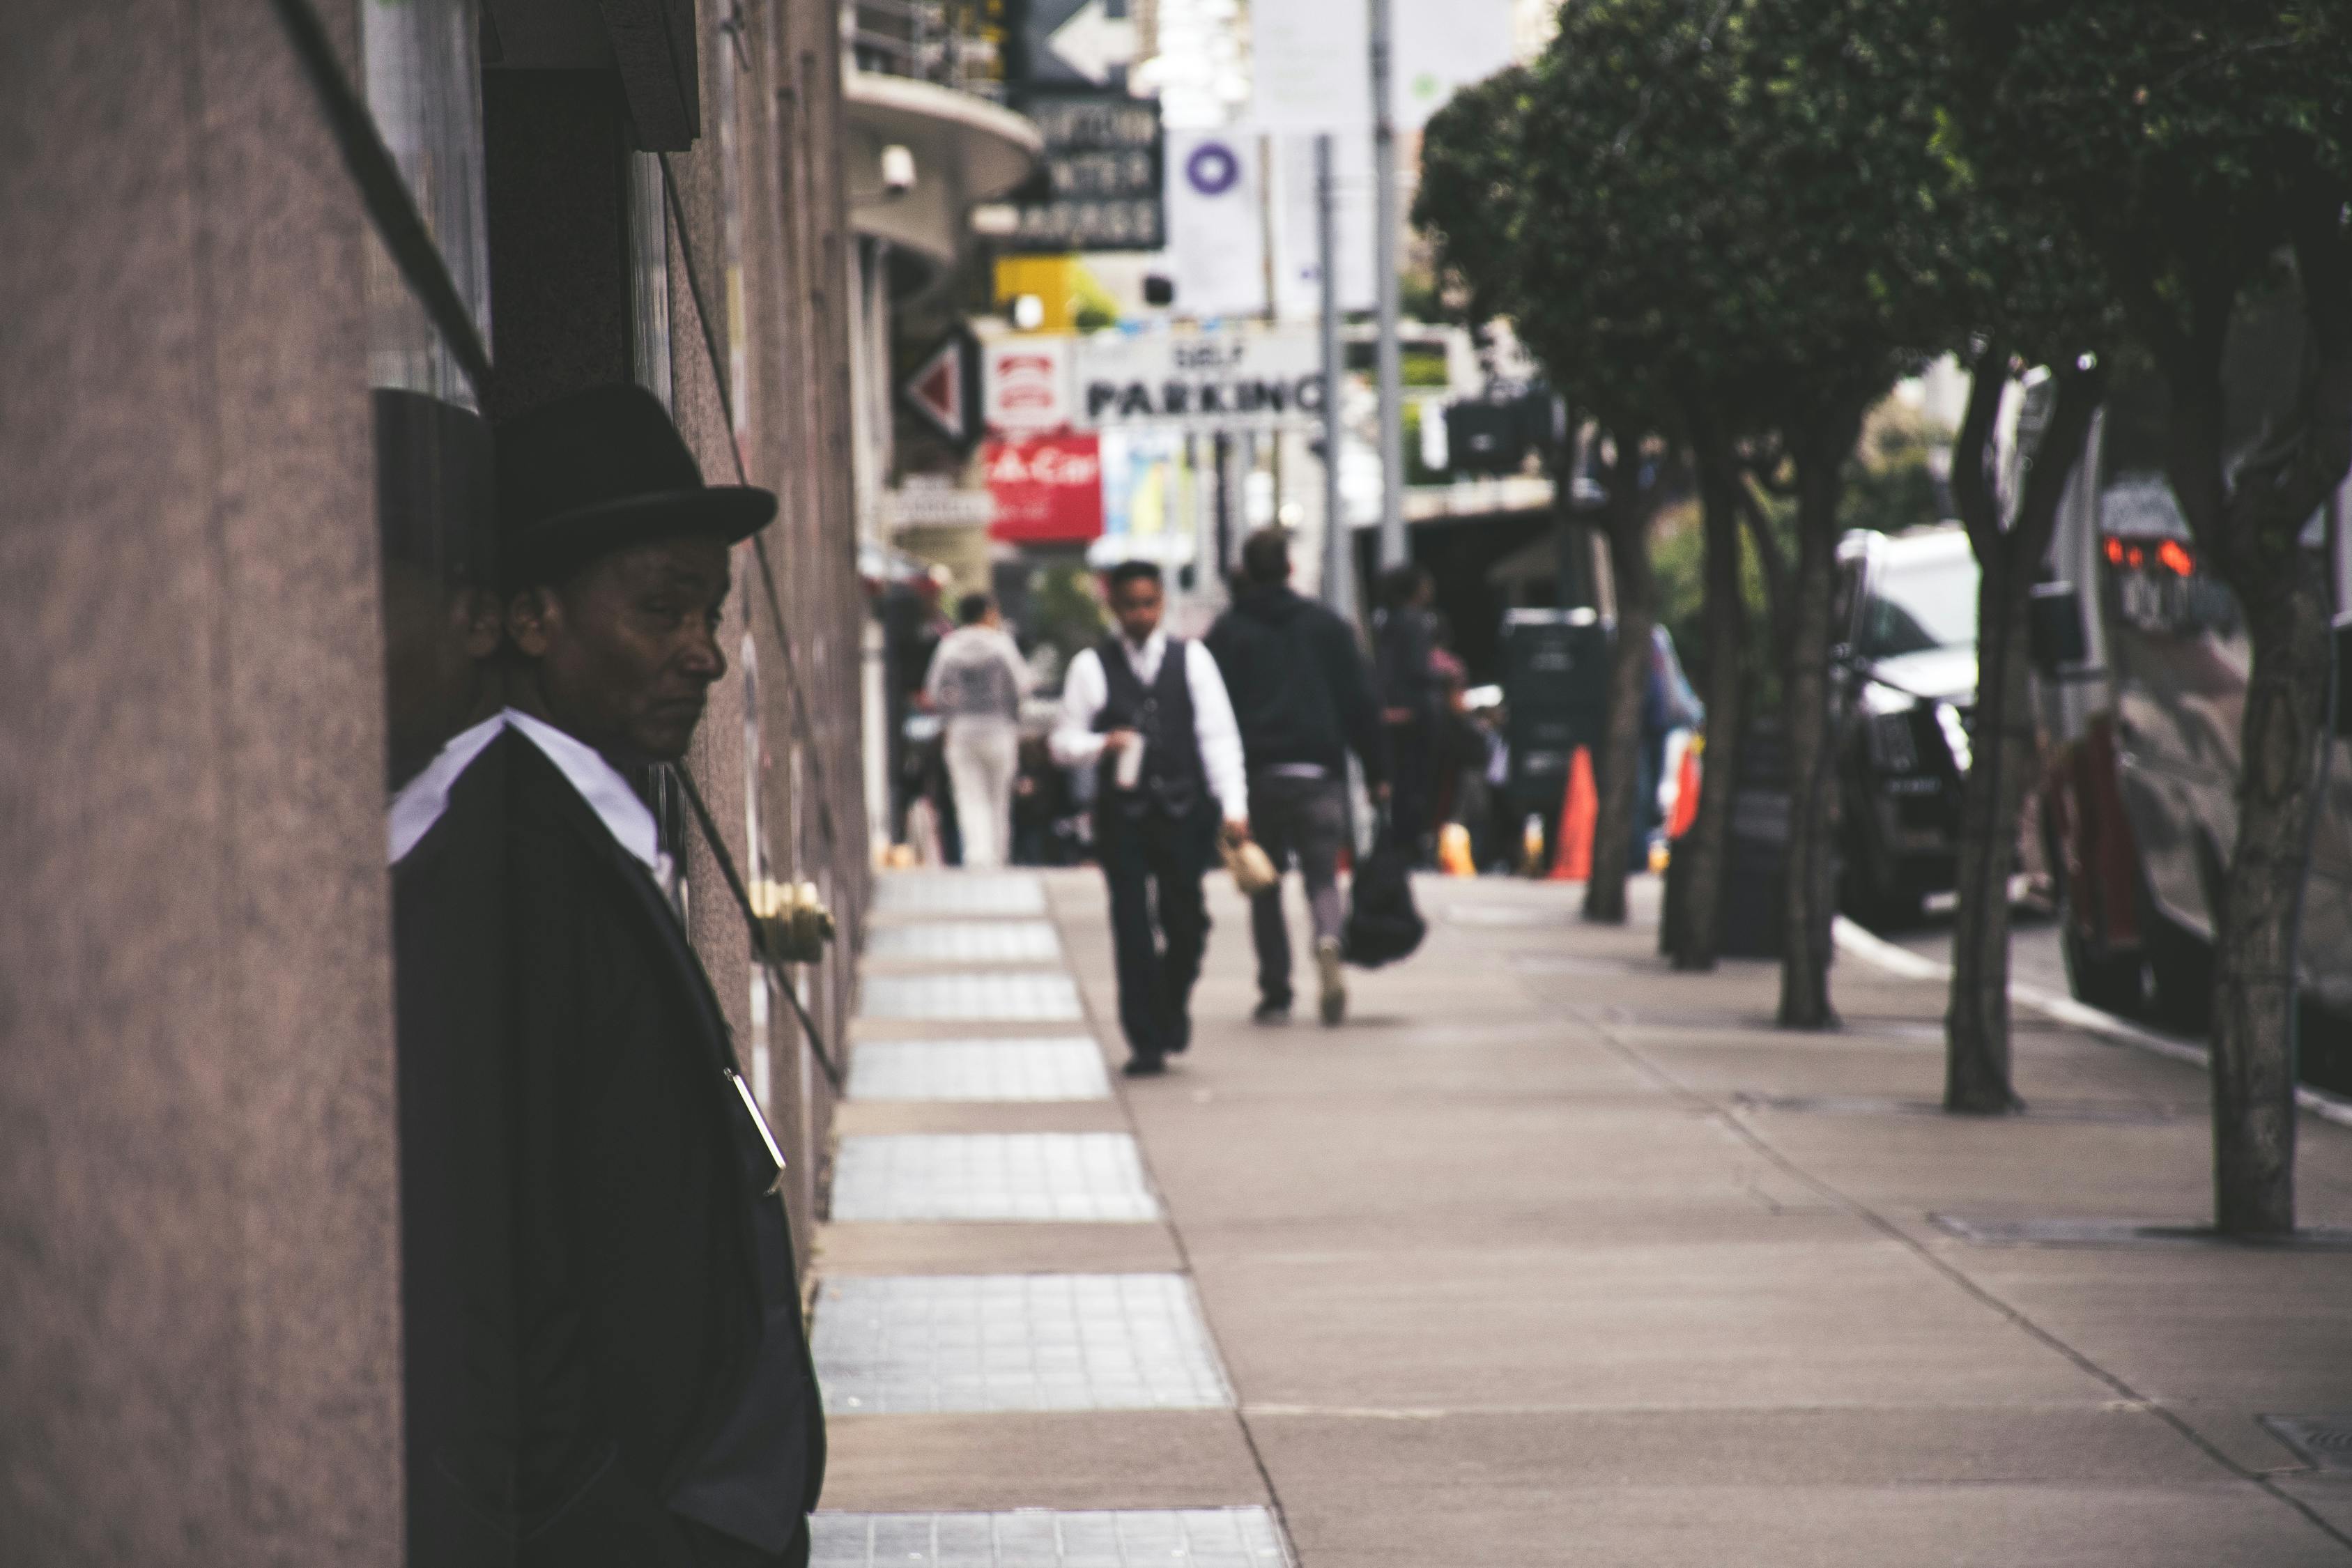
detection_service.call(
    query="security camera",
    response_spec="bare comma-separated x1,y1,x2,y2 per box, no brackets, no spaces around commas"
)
879,144,916,197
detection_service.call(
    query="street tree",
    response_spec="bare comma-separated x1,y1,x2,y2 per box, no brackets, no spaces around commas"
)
1948,2,2352,1232
1419,8,1771,937
1418,56,1674,925
1805,0,2124,1114
1942,344,2107,1114
1421,0,1974,992
1680,0,1976,1023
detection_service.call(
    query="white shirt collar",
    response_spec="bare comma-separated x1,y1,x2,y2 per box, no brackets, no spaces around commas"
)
502,707,670,879
386,712,509,866
1120,627,1168,680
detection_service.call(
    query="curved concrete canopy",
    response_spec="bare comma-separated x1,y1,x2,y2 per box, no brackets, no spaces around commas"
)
845,72,1042,293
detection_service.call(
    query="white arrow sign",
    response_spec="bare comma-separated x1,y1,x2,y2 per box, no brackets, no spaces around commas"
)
1046,0,1135,87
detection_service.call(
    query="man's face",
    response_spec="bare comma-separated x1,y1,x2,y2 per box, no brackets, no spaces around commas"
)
509,536,731,764
1110,576,1163,644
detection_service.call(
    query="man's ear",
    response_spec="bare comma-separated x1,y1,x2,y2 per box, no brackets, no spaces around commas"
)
505,585,560,658
457,585,505,659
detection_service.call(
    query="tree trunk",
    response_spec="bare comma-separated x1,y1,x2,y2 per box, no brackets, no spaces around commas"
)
2209,569,2331,1232
1669,426,1746,968
1946,357,2105,1114
1584,440,1660,924
1777,419,1857,1029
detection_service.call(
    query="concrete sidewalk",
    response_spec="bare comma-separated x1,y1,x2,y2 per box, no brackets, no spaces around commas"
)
812,868,2352,1565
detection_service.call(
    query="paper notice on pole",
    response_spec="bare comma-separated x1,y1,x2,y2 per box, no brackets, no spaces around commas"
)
1392,0,1518,130
1251,0,1372,130
1273,133,1374,316
1163,130,1272,318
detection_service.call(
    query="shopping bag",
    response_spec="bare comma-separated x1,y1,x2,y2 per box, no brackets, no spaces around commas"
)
1221,833,1279,896
1342,816,1426,967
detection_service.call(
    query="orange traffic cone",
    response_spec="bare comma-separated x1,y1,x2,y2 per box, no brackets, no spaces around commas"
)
1666,737,1703,840
1438,822,1476,876
1550,746,1597,882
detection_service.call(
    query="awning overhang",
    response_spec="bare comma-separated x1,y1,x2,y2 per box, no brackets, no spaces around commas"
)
843,72,1041,296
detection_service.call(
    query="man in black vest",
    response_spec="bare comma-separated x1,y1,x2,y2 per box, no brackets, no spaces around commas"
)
493,384,824,1567
1051,560,1251,1075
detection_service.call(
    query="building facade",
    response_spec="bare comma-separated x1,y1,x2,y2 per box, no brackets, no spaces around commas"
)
1,1,873,1560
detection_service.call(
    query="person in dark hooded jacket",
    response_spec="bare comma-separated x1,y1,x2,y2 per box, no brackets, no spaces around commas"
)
1204,530,1389,1024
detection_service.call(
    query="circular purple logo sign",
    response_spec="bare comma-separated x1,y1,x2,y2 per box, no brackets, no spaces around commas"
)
1185,142,1241,197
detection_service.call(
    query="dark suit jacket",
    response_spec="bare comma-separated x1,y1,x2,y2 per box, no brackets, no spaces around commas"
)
499,732,824,1568
394,739,519,1568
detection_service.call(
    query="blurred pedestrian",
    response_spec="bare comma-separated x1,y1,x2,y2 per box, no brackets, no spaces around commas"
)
1052,561,1250,1075
1206,530,1389,1026
495,385,824,1567
1373,562,1443,863
877,568,949,843
924,592,1032,870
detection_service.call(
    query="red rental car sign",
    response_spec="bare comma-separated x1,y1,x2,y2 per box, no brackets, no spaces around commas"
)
985,433,1104,544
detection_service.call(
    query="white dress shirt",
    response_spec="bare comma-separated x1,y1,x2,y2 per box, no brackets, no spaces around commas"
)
504,707,675,886
1050,630,1248,820
387,712,509,865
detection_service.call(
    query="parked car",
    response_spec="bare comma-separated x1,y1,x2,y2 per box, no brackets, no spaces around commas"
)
2031,339,2352,1091
1832,523,1983,928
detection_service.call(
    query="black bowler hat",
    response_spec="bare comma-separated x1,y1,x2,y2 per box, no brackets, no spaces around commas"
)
495,383,776,589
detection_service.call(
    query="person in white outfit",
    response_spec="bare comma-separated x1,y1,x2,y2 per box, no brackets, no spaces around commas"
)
924,592,1033,870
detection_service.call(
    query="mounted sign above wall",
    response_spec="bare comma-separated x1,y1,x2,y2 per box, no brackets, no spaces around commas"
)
1071,328,1322,429
985,433,1105,543
999,93,1165,252
978,327,1323,433
899,328,982,449
979,335,1075,432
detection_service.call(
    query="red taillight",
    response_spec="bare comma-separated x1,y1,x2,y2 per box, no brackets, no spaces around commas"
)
2158,539,2194,576
2104,537,2125,565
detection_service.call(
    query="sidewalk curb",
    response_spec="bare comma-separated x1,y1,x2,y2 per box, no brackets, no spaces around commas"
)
1830,915,2352,1132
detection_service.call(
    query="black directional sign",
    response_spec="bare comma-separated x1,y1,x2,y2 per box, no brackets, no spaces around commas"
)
1013,0,1137,91
1002,93,1165,252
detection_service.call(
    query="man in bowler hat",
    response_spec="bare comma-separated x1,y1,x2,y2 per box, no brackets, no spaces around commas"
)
493,383,824,1567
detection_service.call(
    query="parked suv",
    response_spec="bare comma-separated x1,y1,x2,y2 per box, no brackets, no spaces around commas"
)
1833,523,1982,928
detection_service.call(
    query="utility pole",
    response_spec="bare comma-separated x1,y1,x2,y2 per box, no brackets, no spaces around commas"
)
1370,0,1406,571
1318,133,1353,617
1260,132,1283,540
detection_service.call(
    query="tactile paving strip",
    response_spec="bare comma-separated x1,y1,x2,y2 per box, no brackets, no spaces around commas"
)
874,874,1048,917
866,920,1065,964
812,1273,1234,1413
849,1038,1112,1102
810,1509,1292,1567
859,972,1084,1022
831,1134,1158,1222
